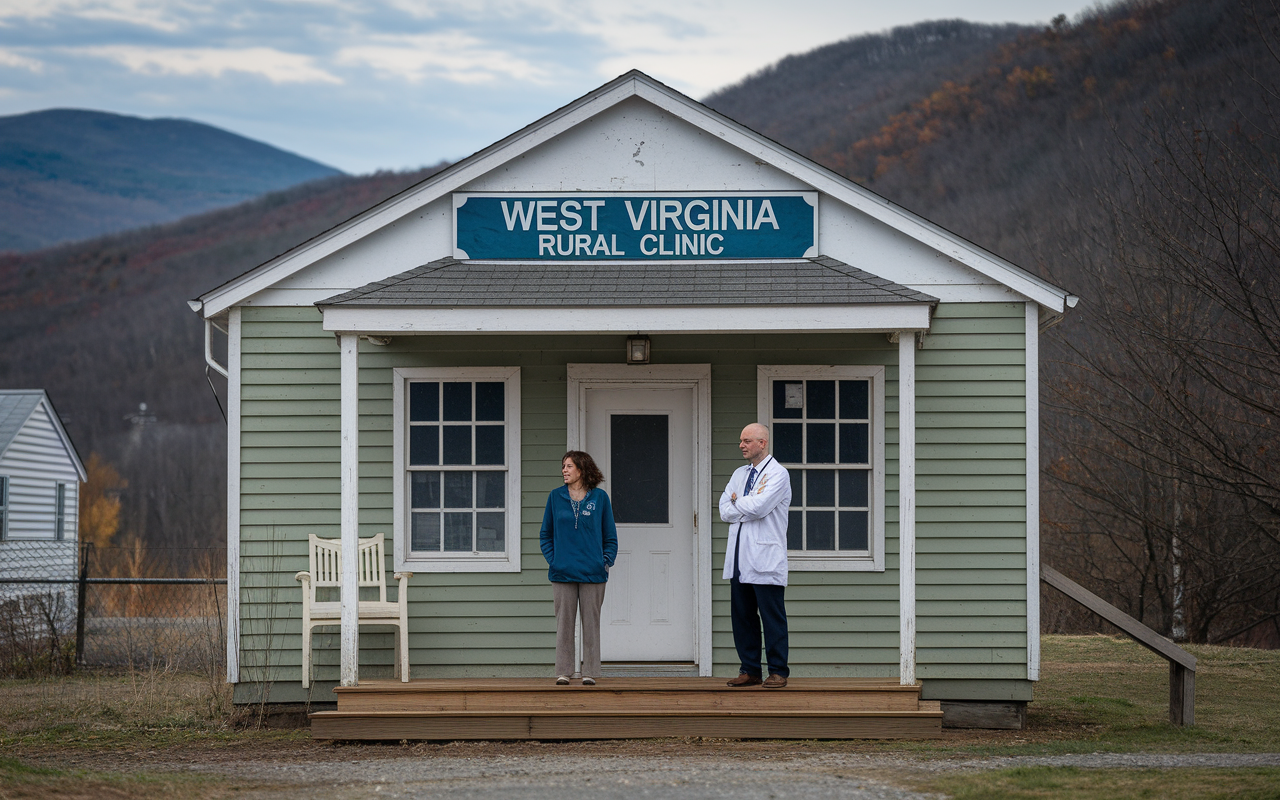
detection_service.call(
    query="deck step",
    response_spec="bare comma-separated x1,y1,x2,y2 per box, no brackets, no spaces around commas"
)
310,709,944,741
311,677,941,741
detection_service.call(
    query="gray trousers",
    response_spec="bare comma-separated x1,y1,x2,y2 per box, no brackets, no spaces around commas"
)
553,581,607,678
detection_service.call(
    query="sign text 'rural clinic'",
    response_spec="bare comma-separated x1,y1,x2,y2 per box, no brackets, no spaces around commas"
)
454,192,817,260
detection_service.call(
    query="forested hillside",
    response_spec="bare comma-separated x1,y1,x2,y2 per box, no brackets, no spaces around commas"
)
0,109,343,252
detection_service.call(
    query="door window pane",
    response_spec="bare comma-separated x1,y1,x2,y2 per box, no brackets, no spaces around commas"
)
610,414,669,524
788,469,803,506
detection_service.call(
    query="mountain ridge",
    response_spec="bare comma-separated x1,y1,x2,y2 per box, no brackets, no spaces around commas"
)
0,108,343,252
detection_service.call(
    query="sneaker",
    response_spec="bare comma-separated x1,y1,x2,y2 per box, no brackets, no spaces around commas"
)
556,675,570,685
582,676,596,686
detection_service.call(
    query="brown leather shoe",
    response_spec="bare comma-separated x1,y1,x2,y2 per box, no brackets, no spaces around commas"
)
762,674,788,688
726,672,762,687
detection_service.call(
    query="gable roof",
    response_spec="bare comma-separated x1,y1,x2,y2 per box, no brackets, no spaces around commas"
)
0,390,87,481
195,70,1076,318
318,255,939,308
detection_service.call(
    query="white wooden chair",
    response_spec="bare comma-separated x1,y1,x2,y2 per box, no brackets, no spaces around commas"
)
295,534,412,688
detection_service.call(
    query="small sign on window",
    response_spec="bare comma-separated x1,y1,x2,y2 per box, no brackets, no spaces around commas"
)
784,382,804,409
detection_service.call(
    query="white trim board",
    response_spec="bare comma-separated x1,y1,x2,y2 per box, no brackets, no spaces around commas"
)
898,335,917,686
321,304,933,336
225,307,242,684
1026,302,1041,682
565,364,713,677
196,72,1075,318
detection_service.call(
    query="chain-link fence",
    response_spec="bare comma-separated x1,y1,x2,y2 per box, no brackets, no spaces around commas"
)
0,541,226,677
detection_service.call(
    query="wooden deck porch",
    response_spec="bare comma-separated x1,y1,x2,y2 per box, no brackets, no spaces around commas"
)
310,677,943,740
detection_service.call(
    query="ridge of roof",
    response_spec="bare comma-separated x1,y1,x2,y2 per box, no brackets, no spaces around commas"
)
195,69,1073,317
0,390,87,481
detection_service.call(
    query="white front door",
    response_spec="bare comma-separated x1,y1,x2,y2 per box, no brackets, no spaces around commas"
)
584,386,696,663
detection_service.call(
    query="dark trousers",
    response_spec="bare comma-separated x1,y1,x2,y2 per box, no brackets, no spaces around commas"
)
730,578,789,678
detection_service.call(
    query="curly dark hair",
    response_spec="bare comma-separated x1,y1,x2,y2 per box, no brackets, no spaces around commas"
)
561,450,604,490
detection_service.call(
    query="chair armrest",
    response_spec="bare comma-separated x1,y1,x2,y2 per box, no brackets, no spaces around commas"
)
393,572,414,581
295,571,311,583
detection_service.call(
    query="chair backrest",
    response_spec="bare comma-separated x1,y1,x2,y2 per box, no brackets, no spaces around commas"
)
307,534,388,603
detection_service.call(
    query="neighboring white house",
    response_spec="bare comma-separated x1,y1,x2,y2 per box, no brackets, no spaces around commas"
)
0,390,86,601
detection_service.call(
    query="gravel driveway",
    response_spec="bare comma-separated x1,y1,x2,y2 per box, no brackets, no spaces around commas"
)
147,748,1280,800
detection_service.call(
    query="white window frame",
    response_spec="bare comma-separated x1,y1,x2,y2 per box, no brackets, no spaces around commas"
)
392,366,522,573
757,365,886,572
55,482,67,541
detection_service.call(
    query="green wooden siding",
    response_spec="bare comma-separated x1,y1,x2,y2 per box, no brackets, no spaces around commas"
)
915,302,1028,681
236,302,1030,692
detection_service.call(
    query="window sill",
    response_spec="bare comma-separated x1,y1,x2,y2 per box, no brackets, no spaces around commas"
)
787,553,884,572
398,554,521,573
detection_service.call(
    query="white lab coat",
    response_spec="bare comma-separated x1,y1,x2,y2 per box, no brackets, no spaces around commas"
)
719,456,792,586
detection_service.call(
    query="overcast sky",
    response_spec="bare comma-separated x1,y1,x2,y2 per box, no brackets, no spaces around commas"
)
0,1,1101,174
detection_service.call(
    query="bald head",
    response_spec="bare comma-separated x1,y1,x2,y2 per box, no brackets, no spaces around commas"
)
739,423,770,465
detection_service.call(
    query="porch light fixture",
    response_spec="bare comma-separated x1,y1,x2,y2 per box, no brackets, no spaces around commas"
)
626,336,651,364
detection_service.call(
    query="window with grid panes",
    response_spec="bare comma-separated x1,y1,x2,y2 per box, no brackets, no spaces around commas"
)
395,367,521,571
759,365,885,570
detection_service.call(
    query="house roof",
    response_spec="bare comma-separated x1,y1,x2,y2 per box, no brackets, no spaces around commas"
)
317,256,939,308
195,70,1076,320
0,390,86,481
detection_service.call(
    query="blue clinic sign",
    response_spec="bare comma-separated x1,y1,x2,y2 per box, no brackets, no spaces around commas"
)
454,192,817,260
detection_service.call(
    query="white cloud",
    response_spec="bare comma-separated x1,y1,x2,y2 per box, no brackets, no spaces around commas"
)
76,45,343,84
0,0,195,32
337,31,550,85
0,48,43,72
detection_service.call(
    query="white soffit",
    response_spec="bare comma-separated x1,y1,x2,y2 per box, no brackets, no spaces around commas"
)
320,304,933,335
196,71,1074,318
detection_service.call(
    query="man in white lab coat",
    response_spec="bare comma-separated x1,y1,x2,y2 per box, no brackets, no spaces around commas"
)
719,422,792,688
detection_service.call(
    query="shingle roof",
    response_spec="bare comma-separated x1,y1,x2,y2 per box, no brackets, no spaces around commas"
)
0,391,43,457
317,256,939,308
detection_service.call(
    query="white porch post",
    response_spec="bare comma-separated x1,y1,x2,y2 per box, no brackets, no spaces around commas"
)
339,333,360,686
1025,302,1041,680
898,333,917,685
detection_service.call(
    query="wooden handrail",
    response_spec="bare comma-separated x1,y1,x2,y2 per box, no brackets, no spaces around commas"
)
1041,564,1195,726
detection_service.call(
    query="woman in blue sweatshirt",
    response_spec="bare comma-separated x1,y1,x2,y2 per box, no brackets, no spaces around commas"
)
540,450,617,686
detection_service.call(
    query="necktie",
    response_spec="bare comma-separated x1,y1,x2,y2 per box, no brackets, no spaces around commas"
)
734,466,758,581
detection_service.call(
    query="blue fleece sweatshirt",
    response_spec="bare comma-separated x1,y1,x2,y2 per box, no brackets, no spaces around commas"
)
540,485,618,584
